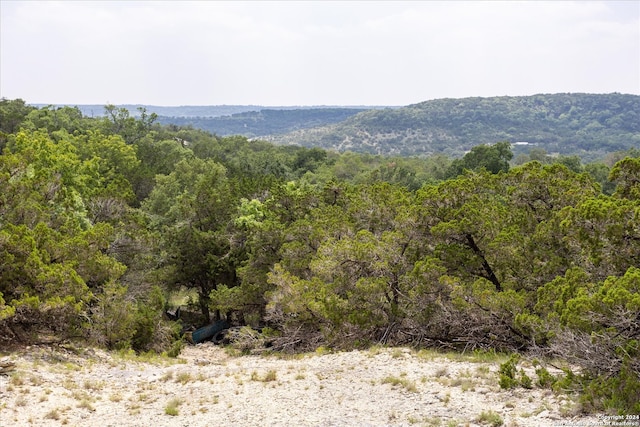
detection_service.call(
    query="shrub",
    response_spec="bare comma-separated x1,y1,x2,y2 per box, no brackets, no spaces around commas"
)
164,398,182,416
543,268,640,413
535,367,556,388
498,354,519,389
580,362,640,413
131,286,181,354
519,369,533,389
475,410,504,426
499,355,536,390
88,281,136,350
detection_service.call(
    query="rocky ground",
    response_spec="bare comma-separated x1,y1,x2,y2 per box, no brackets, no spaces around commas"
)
0,343,612,427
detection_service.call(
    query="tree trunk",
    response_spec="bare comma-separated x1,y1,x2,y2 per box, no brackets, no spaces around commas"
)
198,289,211,324
465,233,502,292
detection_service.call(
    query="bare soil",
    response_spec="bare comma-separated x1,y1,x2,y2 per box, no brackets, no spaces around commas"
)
0,343,604,427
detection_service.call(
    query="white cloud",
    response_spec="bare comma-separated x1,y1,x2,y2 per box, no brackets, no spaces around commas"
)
1,1,638,105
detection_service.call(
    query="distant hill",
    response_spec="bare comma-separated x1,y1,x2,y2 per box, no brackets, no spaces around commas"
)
32,94,639,160
32,104,289,118
266,93,640,159
31,104,387,119
155,108,370,138
31,104,383,139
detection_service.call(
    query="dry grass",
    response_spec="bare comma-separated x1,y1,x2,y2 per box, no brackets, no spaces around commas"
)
175,371,193,384
164,397,183,416
251,369,277,382
381,375,418,393
476,410,504,426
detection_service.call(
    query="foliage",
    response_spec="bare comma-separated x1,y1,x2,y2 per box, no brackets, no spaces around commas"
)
0,105,176,352
0,98,36,149
156,107,366,138
131,286,180,353
475,410,504,427
498,354,520,389
269,93,640,160
498,356,544,391
101,105,157,145
610,156,640,200
87,281,137,350
142,157,240,323
445,141,512,177
535,366,557,388
1,99,639,412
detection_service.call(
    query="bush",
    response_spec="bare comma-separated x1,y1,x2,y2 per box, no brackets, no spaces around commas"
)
227,326,269,353
498,354,520,389
165,338,184,358
542,268,640,413
519,369,533,389
131,286,181,354
535,367,557,388
87,282,136,350
1,295,84,345
498,355,537,390
475,410,504,426
580,362,640,413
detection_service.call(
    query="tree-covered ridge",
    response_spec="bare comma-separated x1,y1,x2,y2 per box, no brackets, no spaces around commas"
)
0,98,639,412
271,93,640,160
31,104,376,136
32,104,284,119
155,108,368,138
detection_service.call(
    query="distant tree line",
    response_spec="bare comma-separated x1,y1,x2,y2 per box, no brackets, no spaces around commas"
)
155,107,366,138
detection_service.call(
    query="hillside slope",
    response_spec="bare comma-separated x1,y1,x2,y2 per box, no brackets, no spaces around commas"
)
1,344,593,427
155,108,368,138
269,93,640,159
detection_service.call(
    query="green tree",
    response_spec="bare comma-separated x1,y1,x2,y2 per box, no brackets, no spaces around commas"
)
445,141,513,178
0,128,170,350
410,162,601,349
101,105,157,145
64,130,140,204
265,182,424,348
584,162,615,195
143,158,239,323
4,130,98,229
22,105,90,136
0,98,36,149
537,268,640,412
130,135,193,202
557,196,640,281
268,229,418,347
556,155,583,173
610,157,640,200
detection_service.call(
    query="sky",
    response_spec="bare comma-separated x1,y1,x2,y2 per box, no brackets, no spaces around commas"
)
1,1,639,107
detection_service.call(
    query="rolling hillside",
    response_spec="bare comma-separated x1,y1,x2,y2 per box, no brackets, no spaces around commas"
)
34,94,639,160
267,93,640,159
155,107,369,138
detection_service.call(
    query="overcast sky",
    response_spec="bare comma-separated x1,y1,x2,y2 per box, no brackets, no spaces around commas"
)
1,1,638,106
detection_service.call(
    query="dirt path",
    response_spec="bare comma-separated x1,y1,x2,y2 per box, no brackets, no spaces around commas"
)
0,344,603,426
